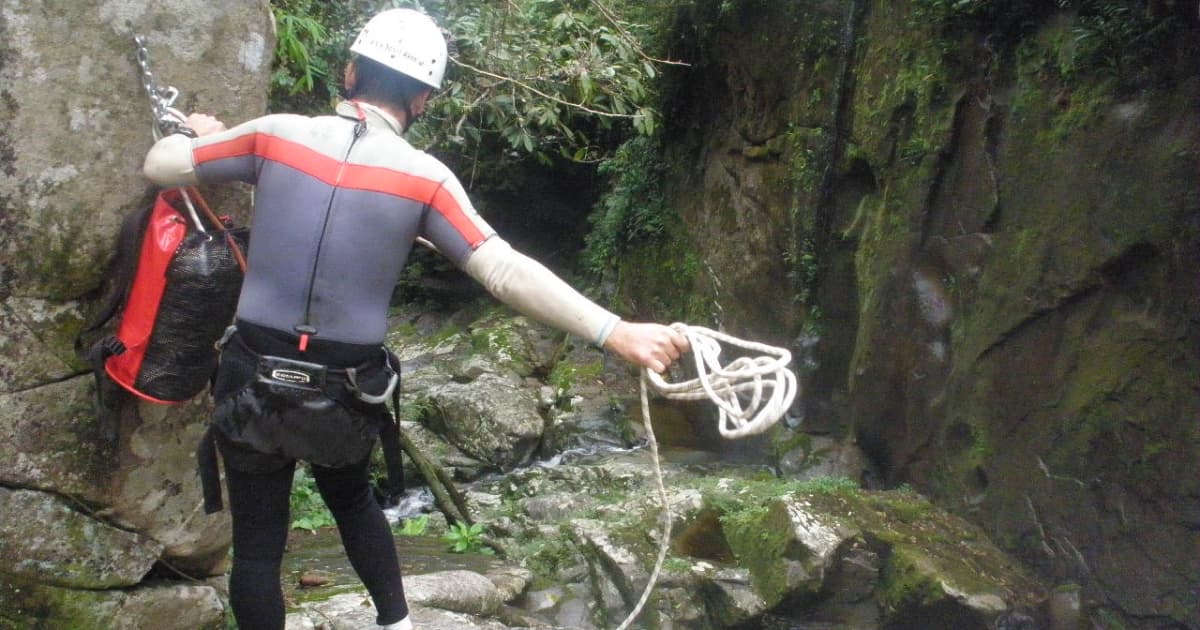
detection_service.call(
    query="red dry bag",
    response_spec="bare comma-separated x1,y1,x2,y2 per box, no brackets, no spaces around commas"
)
81,188,247,404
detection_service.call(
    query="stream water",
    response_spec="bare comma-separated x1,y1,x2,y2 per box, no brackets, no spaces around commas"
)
282,527,506,604
279,395,761,622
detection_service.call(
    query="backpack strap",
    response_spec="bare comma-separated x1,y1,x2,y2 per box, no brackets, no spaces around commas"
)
72,201,155,423
85,335,126,443
184,186,248,273
197,425,223,514
375,350,406,506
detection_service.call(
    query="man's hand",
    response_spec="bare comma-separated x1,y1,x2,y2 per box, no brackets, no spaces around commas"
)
603,322,690,373
184,113,226,137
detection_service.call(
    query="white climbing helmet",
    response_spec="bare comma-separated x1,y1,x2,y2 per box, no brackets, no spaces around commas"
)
350,9,448,89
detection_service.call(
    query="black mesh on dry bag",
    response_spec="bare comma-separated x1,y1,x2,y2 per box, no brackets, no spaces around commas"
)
136,226,248,400
80,190,248,405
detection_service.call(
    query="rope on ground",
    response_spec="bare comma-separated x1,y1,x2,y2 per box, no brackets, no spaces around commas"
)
614,323,798,630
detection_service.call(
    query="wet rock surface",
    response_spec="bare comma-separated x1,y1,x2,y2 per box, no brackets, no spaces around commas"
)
283,310,1048,628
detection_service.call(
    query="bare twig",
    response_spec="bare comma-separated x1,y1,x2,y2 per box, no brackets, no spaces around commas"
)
397,427,472,526
450,55,641,119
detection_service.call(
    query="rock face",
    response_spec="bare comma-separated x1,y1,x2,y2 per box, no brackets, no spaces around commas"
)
470,450,1046,630
388,307,575,473
0,0,273,625
629,2,1199,627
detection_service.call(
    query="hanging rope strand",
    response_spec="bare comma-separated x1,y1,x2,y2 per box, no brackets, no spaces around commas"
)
615,324,798,629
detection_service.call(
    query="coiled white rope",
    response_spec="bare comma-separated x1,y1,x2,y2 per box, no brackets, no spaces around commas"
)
615,323,798,630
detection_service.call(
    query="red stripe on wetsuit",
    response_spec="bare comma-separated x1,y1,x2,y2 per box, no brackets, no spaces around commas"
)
193,132,488,247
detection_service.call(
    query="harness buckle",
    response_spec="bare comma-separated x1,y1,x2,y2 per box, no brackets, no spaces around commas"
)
344,349,399,405
214,325,237,351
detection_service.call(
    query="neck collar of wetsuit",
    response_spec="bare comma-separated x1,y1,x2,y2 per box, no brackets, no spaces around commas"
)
336,100,405,136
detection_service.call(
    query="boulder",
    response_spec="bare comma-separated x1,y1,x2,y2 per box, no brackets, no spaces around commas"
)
406,569,505,616
285,571,521,630
0,0,273,622
718,489,1045,628
0,579,226,630
0,487,161,589
425,373,546,469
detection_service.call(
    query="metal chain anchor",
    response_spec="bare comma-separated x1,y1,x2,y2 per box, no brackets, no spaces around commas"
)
133,35,190,140
133,34,206,232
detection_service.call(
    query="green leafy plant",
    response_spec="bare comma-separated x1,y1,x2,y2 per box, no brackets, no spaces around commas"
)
268,0,365,113
546,360,604,409
273,7,330,95
393,514,430,536
290,466,335,532
424,0,669,163
442,521,494,555
1065,0,1190,89
911,0,1192,92
582,135,670,276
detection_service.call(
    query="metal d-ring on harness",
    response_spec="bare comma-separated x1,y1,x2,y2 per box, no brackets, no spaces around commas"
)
345,357,401,405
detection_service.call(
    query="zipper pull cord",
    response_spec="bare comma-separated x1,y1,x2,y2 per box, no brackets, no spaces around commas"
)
295,325,316,352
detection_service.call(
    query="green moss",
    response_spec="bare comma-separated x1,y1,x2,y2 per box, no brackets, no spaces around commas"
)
387,320,418,338
875,492,937,525
611,227,707,323
699,476,862,605
469,328,511,355
521,533,578,585
288,583,362,605
661,556,693,574
427,323,464,346
15,199,105,301
1027,74,1115,149
698,475,859,516
879,545,945,612
724,501,797,604
546,359,605,408
771,431,814,465
0,579,92,629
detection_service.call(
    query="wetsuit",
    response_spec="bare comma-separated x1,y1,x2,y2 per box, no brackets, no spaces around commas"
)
145,100,620,348
143,100,621,629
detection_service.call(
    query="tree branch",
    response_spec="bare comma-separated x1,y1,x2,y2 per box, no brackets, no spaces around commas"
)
450,55,642,119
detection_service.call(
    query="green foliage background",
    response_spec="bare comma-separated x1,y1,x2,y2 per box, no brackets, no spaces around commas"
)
270,0,674,165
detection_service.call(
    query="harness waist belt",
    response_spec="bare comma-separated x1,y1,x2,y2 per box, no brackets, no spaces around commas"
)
257,354,328,390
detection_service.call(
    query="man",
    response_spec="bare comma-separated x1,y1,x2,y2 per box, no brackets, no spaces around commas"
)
143,8,688,630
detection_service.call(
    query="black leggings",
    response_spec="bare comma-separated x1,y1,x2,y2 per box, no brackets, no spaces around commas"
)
223,455,409,629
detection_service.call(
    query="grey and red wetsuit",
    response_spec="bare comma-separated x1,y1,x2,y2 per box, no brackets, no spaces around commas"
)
145,99,619,349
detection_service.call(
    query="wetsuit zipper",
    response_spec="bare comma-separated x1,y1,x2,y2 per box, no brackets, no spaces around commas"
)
296,118,368,350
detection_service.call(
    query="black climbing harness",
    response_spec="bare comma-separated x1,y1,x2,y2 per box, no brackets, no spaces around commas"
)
198,324,407,514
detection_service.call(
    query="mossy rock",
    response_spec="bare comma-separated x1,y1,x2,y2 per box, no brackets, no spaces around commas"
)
707,481,1045,623
0,578,225,630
